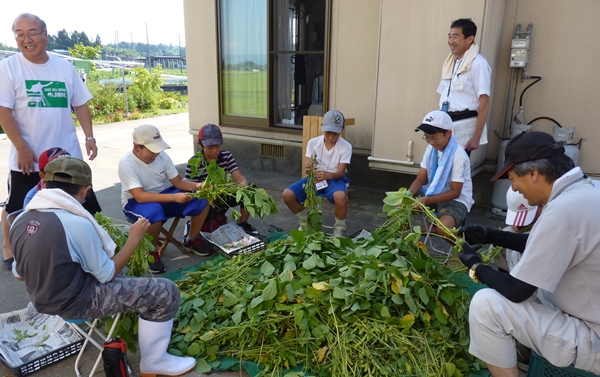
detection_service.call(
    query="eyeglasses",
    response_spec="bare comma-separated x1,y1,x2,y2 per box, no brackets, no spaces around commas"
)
14,30,45,41
422,135,443,144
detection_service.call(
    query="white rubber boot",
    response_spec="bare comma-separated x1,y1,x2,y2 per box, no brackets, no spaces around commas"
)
333,218,346,237
296,208,308,230
139,317,196,377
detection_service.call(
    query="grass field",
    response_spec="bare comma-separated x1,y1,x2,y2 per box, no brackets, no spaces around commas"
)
221,70,267,117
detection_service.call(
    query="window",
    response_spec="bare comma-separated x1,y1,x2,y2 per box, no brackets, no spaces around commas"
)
218,0,268,127
218,0,328,129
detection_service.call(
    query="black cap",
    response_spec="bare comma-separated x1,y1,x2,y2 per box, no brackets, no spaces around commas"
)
491,131,565,182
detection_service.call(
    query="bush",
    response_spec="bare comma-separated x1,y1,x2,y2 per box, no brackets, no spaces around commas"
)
128,65,165,111
87,81,124,121
129,109,143,120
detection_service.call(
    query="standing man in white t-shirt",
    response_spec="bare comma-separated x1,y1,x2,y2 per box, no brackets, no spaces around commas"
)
0,13,97,270
437,18,491,152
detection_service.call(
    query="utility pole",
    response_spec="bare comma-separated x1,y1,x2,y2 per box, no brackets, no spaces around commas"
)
116,31,119,57
107,55,129,117
178,34,182,75
145,22,151,73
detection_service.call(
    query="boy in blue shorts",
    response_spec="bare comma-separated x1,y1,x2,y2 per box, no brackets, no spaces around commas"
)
283,110,352,237
409,110,474,236
118,124,211,273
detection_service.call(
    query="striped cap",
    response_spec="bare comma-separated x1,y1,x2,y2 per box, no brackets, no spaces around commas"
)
505,189,537,227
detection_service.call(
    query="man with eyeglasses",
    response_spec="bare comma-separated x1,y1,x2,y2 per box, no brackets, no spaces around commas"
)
0,13,97,271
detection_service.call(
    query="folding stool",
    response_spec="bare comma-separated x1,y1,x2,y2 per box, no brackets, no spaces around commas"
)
66,313,131,377
156,216,187,255
422,213,461,264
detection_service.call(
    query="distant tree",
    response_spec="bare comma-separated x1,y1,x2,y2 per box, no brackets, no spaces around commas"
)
69,43,101,60
239,60,257,71
93,34,102,47
55,29,73,49
79,31,91,46
0,42,17,52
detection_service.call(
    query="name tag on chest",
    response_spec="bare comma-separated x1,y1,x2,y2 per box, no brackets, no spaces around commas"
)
451,81,464,92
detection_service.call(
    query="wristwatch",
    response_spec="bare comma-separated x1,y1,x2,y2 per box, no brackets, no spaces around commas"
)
469,263,482,283
86,136,96,143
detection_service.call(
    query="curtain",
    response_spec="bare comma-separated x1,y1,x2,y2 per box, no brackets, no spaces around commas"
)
219,0,267,118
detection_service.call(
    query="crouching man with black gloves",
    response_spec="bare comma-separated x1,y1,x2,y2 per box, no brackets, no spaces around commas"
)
457,131,600,377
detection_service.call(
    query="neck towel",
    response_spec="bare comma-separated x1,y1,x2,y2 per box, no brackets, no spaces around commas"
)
26,188,116,257
441,43,479,80
424,136,459,196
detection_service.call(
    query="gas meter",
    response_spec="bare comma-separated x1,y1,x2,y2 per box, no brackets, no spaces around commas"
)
510,38,530,68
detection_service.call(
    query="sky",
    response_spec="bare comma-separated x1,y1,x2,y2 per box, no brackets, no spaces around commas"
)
0,0,186,48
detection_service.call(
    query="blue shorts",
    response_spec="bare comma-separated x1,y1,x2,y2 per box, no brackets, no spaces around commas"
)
287,176,349,204
123,185,208,224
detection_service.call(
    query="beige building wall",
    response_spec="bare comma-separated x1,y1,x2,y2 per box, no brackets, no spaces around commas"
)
183,0,220,137
184,0,600,176
489,0,600,176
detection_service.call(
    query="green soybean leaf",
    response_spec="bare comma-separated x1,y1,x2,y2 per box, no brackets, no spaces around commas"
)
261,278,278,301
232,307,244,325
250,296,264,308
260,261,275,276
194,358,212,374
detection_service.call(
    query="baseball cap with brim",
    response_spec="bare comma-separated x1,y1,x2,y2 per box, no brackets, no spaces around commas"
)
38,147,70,171
132,124,170,153
415,110,453,134
198,123,224,147
491,131,565,182
321,110,345,133
44,156,92,186
505,189,537,227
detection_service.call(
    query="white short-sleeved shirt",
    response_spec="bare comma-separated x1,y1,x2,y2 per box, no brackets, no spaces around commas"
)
118,150,179,205
420,145,474,211
305,135,352,173
437,54,491,112
0,54,92,171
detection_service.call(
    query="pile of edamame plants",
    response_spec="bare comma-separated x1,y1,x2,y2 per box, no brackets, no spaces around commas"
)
169,188,486,377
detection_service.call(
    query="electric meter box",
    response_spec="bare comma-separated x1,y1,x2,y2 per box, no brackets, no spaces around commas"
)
510,38,530,68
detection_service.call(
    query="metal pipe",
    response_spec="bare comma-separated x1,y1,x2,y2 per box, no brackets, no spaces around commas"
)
367,156,418,166
503,68,516,138
407,140,414,163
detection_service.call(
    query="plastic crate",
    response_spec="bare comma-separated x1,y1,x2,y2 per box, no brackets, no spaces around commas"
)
0,338,84,377
208,237,267,259
527,351,599,377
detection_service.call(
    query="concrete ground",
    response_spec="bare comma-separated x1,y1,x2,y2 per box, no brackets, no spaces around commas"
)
0,113,505,376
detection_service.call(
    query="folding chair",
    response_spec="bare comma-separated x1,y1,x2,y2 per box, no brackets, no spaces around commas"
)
422,213,458,264
66,313,131,377
156,216,187,255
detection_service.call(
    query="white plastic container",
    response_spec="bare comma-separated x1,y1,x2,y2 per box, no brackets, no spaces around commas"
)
553,126,575,144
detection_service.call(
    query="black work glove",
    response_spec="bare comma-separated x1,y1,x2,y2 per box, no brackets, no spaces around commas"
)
460,224,488,245
458,242,482,269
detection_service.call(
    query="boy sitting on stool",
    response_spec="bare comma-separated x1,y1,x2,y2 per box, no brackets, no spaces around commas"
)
283,110,352,237
118,124,211,274
184,123,259,236
409,110,474,236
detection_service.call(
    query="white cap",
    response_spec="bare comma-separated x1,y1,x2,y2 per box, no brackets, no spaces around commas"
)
416,110,453,134
132,124,170,153
505,189,537,227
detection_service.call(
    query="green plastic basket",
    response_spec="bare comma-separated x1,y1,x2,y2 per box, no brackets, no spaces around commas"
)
527,351,599,377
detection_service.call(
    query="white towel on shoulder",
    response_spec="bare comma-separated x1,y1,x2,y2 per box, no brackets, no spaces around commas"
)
26,188,116,257
441,43,479,80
